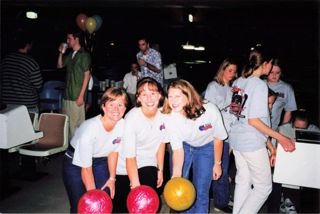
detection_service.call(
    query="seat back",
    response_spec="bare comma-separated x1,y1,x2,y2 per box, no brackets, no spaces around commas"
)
39,81,65,112
37,113,69,150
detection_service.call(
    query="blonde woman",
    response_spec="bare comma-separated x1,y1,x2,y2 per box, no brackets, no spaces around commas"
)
204,58,237,212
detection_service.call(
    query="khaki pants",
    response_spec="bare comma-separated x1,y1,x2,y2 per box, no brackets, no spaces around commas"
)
62,99,85,139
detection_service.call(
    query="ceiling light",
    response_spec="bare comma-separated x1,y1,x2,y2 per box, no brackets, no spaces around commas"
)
26,11,38,19
182,42,195,50
194,46,205,51
188,14,193,23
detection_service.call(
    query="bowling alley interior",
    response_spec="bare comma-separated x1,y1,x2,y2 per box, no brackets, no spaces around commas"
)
1,0,320,213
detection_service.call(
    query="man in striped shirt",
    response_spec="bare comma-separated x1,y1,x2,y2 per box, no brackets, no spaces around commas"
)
1,33,43,113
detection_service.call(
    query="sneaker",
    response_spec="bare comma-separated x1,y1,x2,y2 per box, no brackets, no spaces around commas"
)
279,198,297,214
213,206,233,213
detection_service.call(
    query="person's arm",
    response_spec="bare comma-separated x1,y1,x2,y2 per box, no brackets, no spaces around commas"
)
145,62,161,73
126,157,140,189
282,111,292,124
248,118,295,152
57,44,65,68
76,70,91,106
81,167,96,191
212,139,223,180
100,152,118,199
156,143,166,188
172,148,184,178
266,138,276,167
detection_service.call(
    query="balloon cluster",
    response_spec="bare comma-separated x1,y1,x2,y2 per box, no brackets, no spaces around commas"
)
76,13,103,34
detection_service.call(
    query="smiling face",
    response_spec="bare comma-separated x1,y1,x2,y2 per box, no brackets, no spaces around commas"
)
268,65,281,83
222,64,237,83
168,88,188,114
102,97,127,122
137,83,162,113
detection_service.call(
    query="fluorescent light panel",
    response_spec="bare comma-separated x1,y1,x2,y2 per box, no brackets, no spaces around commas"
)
26,11,38,19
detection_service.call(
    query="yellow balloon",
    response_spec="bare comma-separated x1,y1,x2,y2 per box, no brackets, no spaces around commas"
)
163,177,196,211
85,17,97,34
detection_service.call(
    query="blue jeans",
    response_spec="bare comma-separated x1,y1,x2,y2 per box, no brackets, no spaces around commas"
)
182,142,214,213
211,141,230,208
62,150,110,213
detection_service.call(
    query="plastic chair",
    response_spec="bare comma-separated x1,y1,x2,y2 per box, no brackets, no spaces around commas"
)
19,113,69,157
39,81,65,112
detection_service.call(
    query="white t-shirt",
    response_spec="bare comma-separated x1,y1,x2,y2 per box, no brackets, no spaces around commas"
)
71,115,125,168
229,76,270,152
166,102,228,149
116,107,168,175
266,80,297,129
204,80,233,132
123,71,139,95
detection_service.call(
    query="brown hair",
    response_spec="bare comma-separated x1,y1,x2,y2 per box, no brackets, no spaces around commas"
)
100,87,129,115
162,79,205,120
242,48,273,78
135,77,164,107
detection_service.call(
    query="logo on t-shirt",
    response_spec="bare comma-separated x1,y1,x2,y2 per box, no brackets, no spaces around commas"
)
276,92,284,98
199,123,213,131
112,137,121,144
160,123,166,131
229,86,248,120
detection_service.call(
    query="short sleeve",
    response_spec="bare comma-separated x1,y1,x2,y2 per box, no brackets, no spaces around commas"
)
210,104,228,141
81,53,91,72
72,125,95,168
247,82,269,119
204,82,219,105
284,85,297,112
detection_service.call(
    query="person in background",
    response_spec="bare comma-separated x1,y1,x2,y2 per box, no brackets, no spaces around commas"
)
113,77,167,213
204,58,238,213
266,59,297,140
228,49,295,214
268,109,320,213
1,31,43,113
136,38,163,86
62,87,128,213
57,29,91,138
123,63,140,107
163,79,228,213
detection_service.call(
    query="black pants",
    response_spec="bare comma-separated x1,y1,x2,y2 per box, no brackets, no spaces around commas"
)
113,166,158,213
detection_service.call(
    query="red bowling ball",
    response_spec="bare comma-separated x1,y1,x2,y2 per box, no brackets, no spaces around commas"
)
78,189,113,214
126,185,159,214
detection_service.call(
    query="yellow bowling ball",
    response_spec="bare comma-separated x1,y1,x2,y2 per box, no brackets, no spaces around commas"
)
163,177,196,211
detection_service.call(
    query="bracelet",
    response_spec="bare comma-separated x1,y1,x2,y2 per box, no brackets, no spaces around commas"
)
215,161,222,165
109,177,116,182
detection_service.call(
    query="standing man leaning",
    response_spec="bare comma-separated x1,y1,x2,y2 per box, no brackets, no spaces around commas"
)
57,30,91,138
1,32,43,113
136,38,163,86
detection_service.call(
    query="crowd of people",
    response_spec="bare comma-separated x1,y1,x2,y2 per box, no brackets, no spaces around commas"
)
1,29,319,214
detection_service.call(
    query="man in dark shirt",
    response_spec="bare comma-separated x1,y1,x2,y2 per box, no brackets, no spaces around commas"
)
1,32,43,113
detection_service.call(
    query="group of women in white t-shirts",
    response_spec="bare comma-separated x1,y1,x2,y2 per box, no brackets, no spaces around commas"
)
62,48,297,214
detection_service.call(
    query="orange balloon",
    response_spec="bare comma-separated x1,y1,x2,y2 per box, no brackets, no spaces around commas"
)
76,13,88,32
163,177,196,211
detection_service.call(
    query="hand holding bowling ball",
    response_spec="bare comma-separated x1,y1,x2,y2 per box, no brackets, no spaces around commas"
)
78,189,113,214
127,185,159,214
163,177,196,211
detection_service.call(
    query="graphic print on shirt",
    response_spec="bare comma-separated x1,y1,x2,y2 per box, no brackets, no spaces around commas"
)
159,123,166,131
229,86,248,120
199,123,213,131
112,137,121,144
